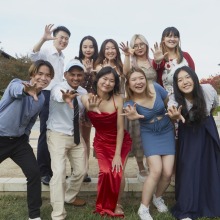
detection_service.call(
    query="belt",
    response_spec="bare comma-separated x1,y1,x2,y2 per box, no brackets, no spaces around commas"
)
0,136,20,140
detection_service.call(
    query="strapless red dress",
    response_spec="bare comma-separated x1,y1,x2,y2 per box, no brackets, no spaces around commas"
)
87,111,131,217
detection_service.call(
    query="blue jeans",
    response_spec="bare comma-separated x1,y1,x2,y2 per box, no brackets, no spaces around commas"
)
37,90,53,177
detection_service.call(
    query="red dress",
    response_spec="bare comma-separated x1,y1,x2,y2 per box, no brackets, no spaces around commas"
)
87,104,131,217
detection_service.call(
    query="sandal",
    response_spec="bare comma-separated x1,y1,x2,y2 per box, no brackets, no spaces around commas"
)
114,203,124,215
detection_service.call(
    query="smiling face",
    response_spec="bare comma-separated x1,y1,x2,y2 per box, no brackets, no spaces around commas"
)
128,71,147,94
177,70,194,96
97,72,115,94
163,32,179,49
133,38,147,57
82,39,95,59
53,30,69,52
64,67,84,90
30,65,52,90
104,42,117,60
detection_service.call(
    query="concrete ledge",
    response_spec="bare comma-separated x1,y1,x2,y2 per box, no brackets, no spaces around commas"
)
0,178,174,193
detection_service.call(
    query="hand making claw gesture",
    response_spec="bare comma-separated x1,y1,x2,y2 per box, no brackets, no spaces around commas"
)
88,94,102,114
22,82,42,101
42,24,56,41
82,59,95,73
119,41,135,56
61,89,78,109
166,105,185,123
151,42,168,64
121,103,144,120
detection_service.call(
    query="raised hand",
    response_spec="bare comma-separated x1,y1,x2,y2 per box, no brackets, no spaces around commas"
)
22,82,41,101
88,94,102,114
42,24,56,41
112,155,123,173
121,103,144,120
151,42,168,64
166,105,185,123
119,41,135,56
61,89,78,109
82,59,94,73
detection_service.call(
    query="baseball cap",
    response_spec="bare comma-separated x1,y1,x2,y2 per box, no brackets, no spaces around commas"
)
65,59,85,72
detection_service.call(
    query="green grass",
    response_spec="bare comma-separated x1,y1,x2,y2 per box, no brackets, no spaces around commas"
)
0,194,220,220
213,106,220,116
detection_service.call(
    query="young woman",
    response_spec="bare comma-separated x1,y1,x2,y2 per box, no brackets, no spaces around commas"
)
151,27,195,185
123,67,175,220
94,39,125,97
120,34,157,182
167,66,220,220
76,36,98,182
81,66,131,217
152,27,195,94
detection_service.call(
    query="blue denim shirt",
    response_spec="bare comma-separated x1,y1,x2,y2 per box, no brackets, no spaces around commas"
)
0,79,45,137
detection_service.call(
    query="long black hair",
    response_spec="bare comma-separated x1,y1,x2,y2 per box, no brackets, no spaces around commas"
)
173,66,206,124
93,66,120,100
77,36,98,62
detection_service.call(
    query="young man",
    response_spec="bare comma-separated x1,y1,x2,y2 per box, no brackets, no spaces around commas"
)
29,24,71,185
47,59,88,220
0,60,54,220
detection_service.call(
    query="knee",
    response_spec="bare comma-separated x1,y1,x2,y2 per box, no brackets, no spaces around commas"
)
149,169,162,182
161,171,172,181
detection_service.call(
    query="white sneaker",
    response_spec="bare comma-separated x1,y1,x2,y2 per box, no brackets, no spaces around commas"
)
138,203,153,220
137,170,148,183
181,218,192,220
152,194,168,212
29,218,41,220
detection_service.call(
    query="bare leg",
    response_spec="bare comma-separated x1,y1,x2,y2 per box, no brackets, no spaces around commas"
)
141,155,162,207
155,155,175,197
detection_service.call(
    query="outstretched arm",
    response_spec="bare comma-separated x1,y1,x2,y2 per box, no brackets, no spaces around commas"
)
81,94,102,114
33,24,56,53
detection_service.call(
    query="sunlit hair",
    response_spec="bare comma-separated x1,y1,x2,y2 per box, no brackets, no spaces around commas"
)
173,66,206,124
125,67,153,101
161,27,183,64
94,39,123,75
29,60,54,79
93,66,120,99
77,36,98,63
53,26,71,37
130,34,152,68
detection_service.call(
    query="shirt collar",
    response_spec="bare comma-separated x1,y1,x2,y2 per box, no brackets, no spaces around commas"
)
50,45,65,58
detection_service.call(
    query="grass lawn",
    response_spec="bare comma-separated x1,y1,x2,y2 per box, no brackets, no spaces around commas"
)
0,194,220,220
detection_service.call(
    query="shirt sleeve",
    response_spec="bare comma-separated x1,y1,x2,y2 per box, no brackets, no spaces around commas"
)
8,79,27,99
50,84,65,102
154,83,168,101
28,48,47,61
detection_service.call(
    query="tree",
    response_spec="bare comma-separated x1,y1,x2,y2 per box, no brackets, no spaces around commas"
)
0,54,32,95
200,74,220,94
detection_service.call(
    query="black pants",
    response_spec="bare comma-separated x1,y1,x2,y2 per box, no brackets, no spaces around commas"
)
0,134,42,219
37,90,53,177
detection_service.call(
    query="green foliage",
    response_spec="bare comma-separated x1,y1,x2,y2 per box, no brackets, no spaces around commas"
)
0,54,32,95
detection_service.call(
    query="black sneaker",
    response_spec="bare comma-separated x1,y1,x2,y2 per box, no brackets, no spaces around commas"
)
41,175,51,185
83,174,91,182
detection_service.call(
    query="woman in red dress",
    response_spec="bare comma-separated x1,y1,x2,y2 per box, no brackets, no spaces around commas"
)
81,66,131,218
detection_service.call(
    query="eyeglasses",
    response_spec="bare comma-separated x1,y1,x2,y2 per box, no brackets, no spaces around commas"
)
133,42,146,50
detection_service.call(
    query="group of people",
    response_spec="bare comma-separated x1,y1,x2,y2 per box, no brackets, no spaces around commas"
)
0,23,219,220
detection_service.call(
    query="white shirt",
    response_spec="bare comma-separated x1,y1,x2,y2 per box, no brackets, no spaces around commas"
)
168,84,219,116
29,46,65,90
47,81,87,135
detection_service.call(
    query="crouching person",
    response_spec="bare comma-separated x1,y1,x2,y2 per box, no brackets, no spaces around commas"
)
0,60,54,220
46,59,88,220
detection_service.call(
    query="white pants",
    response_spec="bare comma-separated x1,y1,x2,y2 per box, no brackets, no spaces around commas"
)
47,130,88,220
